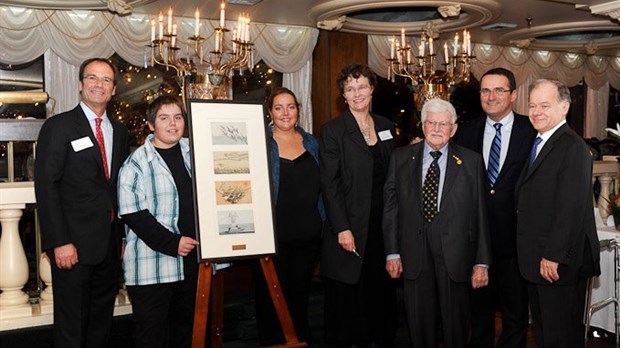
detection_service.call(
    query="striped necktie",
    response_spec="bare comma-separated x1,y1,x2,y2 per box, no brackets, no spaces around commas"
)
487,123,502,186
529,137,543,166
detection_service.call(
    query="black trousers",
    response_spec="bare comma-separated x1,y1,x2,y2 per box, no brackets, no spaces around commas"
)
49,233,119,348
403,221,470,348
528,278,588,348
469,257,529,348
254,240,320,346
126,253,198,348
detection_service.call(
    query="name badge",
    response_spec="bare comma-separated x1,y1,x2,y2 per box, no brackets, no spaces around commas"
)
71,136,94,152
378,130,393,141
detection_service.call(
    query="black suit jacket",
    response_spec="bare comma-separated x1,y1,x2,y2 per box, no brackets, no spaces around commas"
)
382,141,492,282
319,109,395,284
515,124,600,285
35,105,129,265
453,113,536,258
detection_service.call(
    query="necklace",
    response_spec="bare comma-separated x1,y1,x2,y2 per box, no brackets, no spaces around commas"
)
358,115,372,144
360,123,371,144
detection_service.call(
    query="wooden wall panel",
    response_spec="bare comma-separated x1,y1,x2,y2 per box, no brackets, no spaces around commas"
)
311,30,367,135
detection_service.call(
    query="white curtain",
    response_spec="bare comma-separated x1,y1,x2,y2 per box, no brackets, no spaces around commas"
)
368,35,620,138
1,7,319,125
283,59,314,133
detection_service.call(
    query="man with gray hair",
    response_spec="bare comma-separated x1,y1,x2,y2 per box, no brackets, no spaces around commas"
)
383,98,492,347
516,79,599,347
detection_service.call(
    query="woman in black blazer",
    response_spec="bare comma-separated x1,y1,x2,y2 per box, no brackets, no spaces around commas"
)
319,63,396,347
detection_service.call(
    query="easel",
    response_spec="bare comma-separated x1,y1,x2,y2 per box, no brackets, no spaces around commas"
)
191,257,308,348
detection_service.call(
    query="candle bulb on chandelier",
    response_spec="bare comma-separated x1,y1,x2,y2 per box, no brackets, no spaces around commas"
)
401,28,405,47
444,42,449,64
429,37,433,55
232,29,238,52
390,37,395,59
194,9,200,37
158,12,164,39
220,1,226,28
454,33,459,56
172,23,177,36
407,48,411,64
167,7,172,35
150,20,155,42
245,17,251,42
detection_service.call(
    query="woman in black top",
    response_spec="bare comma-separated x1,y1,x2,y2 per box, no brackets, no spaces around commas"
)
319,64,397,347
254,87,324,345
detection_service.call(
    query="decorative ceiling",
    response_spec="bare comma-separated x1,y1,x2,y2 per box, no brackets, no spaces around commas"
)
2,0,619,56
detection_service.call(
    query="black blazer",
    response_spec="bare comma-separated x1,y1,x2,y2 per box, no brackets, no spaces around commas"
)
35,105,129,265
319,109,395,284
382,141,492,282
453,113,536,258
515,124,600,284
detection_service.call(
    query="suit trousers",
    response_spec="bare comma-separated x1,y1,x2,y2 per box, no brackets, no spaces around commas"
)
527,278,587,348
49,230,119,348
403,220,470,348
126,251,198,348
469,257,528,348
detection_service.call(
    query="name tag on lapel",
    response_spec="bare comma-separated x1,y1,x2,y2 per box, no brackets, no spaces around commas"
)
71,136,94,152
378,130,393,141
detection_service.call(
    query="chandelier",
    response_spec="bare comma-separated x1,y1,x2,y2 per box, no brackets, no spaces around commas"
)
387,24,475,109
148,2,254,101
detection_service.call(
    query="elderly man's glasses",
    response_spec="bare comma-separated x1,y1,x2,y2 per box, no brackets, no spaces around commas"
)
480,87,512,96
423,120,453,129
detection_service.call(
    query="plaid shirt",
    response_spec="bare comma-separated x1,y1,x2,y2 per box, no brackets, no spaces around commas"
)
118,135,191,286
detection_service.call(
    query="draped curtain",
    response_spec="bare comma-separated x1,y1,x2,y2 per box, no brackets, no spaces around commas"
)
368,35,620,139
1,7,319,131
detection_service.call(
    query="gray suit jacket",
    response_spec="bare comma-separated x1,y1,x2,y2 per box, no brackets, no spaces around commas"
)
382,141,492,282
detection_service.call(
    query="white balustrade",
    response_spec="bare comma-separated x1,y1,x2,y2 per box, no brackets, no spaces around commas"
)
593,160,619,226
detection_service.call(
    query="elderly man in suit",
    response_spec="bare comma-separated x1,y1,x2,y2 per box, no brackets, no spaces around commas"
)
453,68,536,348
516,79,599,347
35,58,129,348
383,98,492,348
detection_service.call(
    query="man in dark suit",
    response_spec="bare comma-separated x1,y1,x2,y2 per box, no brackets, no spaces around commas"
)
453,68,535,348
35,58,129,348
383,98,492,348
516,79,599,347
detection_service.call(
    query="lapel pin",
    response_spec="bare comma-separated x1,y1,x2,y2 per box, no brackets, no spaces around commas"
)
452,155,462,165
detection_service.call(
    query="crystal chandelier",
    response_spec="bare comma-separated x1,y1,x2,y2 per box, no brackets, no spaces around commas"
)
148,2,254,101
387,24,475,109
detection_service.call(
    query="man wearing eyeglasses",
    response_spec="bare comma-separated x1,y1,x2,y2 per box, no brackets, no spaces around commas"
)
35,58,129,348
383,98,491,347
452,67,536,348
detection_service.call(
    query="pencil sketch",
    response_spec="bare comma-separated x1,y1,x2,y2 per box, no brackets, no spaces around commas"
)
213,151,250,174
211,122,248,145
215,180,252,205
217,210,255,235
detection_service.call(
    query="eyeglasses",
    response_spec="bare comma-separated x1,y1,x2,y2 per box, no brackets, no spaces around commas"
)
480,87,512,96
83,74,114,85
344,85,371,95
423,120,453,129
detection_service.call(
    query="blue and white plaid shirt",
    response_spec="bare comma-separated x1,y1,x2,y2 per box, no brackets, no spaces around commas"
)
118,135,192,286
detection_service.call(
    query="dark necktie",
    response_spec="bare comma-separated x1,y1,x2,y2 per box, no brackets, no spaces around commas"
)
487,123,502,186
95,117,110,182
529,137,543,166
422,151,441,222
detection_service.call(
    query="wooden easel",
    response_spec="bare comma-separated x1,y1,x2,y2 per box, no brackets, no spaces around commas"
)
191,257,308,348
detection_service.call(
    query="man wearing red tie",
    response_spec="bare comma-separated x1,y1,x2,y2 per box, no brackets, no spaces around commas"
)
35,58,129,348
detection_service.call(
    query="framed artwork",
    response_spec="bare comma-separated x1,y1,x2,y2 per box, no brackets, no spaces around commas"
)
188,100,276,261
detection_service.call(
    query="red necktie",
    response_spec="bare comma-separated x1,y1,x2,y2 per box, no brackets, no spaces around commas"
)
95,118,110,182
96,118,115,222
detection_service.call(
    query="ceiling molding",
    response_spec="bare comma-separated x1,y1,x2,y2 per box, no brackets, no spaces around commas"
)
0,0,156,11
500,20,620,53
308,0,502,35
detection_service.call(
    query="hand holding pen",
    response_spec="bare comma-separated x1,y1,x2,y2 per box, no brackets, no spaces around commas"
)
337,229,360,257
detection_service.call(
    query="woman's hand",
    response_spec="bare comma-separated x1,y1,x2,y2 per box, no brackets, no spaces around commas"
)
338,230,356,253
